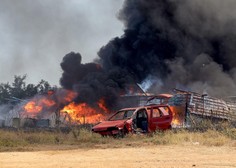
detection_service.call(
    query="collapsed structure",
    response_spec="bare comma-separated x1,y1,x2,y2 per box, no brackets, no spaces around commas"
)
167,89,236,127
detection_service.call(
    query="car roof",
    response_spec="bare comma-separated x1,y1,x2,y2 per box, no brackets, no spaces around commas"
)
118,106,146,111
145,104,169,108
119,104,170,111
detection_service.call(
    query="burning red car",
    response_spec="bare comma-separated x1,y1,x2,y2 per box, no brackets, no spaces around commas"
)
92,104,173,137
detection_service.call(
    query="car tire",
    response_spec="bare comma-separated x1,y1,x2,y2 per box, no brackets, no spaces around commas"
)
114,129,126,138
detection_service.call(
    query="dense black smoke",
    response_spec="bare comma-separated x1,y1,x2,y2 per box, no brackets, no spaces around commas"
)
60,52,134,109
98,0,236,97
60,0,236,107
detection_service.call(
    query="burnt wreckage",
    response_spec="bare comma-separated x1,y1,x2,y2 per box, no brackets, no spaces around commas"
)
168,89,236,127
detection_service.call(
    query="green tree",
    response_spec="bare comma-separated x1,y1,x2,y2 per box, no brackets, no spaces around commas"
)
0,75,55,104
37,80,51,93
10,75,27,99
0,83,11,104
24,84,38,98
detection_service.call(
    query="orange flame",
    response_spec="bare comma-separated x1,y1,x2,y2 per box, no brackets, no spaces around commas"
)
169,106,184,126
61,99,109,124
22,90,77,117
24,101,42,113
23,97,56,117
172,118,182,125
98,98,109,112
63,90,77,102
22,89,110,124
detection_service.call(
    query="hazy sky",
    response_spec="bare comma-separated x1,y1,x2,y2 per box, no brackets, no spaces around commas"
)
0,0,124,85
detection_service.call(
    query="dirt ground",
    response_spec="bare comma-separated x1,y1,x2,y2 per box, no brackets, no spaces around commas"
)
0,145,235,168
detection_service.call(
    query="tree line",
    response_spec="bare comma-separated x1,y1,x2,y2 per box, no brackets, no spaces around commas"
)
0,75,57,105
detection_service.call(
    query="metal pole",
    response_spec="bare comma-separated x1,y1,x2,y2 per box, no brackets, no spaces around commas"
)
184,94,189,127
202,94,207,119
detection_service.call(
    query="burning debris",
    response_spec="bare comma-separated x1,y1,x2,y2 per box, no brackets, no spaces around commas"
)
2,0,236,129
57,0,236,124
167,89,236,127
60,99,110,124
1,88,112,128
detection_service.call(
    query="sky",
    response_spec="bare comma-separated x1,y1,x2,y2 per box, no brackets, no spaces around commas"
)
0,0,124,86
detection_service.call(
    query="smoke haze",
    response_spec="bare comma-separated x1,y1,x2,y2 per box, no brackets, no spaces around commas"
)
0,0,124,85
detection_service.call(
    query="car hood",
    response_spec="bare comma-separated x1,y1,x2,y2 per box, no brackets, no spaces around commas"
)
93,120,127,130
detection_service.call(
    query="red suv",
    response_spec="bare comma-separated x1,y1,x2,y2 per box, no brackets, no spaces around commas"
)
92,105,173,137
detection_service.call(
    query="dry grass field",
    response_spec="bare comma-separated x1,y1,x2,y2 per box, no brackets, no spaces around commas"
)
0,124,235,168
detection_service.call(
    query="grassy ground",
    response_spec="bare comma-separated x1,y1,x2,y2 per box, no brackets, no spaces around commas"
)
0,122,235,152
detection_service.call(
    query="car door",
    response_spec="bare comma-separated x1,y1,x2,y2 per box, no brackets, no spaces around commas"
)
149,106,172,131
132,108,148,132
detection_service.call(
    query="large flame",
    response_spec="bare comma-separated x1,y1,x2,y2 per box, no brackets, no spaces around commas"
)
24,101,42,113
61,99,109,124
22,90,76,118
23,97,56,117
21,90,110,124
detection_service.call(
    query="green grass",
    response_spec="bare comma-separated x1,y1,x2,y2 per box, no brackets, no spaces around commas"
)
0,124,235,152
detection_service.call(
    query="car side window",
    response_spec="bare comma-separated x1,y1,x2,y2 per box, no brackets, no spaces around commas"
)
124,110,134,118
152,108,162,118
137,109,147,118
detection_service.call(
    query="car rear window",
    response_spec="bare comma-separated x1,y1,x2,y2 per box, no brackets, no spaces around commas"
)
159,107,170,116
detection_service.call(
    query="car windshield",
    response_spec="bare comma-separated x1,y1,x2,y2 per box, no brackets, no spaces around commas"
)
146,97,170,105
109,110,135,121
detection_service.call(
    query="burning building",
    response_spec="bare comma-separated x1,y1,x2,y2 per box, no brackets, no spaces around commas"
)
2,89,113,128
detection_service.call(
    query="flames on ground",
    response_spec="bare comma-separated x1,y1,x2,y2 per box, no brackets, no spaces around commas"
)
169,106,185,126
171,113,183,126
21,90,110,124
21,89,184,126
61,99,109,124
23,98,55,116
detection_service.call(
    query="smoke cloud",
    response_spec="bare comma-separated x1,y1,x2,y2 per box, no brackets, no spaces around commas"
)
98,0,236,97
60,52,135,109
60,0,236,109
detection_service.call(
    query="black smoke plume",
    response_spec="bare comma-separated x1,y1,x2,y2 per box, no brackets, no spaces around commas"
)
98,0,236,97
60,0,236,108
60,52,134,109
